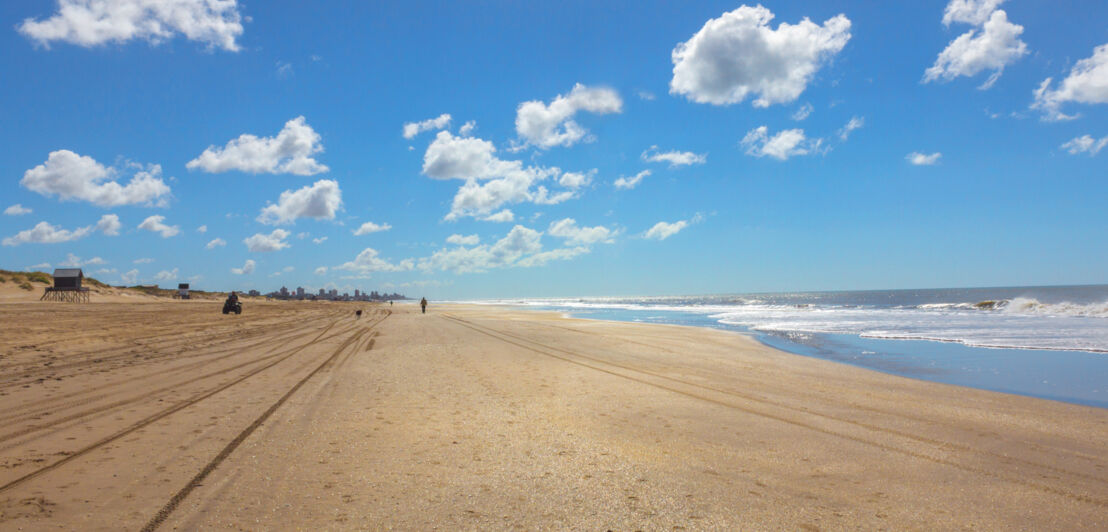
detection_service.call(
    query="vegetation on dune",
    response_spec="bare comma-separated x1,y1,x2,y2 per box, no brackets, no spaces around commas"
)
1,268,221,299
129,285,175,297
123,284,222,299
84,277,109,289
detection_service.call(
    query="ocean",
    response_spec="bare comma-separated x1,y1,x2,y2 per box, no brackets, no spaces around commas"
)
466,285,1108,408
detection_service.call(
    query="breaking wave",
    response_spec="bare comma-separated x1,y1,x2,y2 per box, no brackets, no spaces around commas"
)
915,298,1108,318
471,288,1108,353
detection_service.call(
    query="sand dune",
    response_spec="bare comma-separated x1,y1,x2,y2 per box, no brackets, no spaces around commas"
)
0,302,1104,529
0,271,214,304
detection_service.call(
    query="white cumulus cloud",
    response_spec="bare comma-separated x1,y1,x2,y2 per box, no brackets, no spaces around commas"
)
21,150,171,207
197,225,207,233
4,204,32,216
614,170,651,190
334,248,414,277
516,246,590,268
942,0,1005,27
547,218,617,245
402,113,451,139
353,221,391,235
446,234,480,246
531,186,577,206
1032,43,1108,121
154,268,179,281
206,238,226,249
645,220,689,240
558,170,593,189
18,0,244,51
244,229,291,252
187,116,329,175
420,224,602,273
257,179,342,225
515,83,622,148
421,131,588,220
1060,135,1108,156
95,214,122,235
121,269,139,284
59,253,105,267
3,212,126,246
138,215,179,237
670,5,851,107
924,2,1027,90
422,131,513,180
906,152,943,165
231,259,255,275
419,225,544,274
440,168,562,215
2,221,92,246
741,126,823,160
641,146,707,167
481,209,515,223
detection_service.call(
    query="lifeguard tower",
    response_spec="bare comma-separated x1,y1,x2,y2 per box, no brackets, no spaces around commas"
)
41,268,90,303
177,283,190,299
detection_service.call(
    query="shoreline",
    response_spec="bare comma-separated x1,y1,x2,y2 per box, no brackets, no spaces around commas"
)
477,302,1108,409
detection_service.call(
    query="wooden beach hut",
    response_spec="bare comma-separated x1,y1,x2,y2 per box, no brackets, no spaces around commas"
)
178,283,190,300
41,268,90,303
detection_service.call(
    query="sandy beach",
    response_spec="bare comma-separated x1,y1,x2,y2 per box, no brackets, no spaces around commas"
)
0,300,1105,530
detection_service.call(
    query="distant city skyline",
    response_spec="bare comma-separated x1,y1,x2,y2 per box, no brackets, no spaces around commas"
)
2,1,1106,299
261,284,406,302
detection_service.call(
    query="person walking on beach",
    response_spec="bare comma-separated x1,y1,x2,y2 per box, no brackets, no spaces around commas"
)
420,297,428,314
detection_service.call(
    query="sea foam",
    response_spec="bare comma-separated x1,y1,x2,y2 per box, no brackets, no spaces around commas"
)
472,287,1108,353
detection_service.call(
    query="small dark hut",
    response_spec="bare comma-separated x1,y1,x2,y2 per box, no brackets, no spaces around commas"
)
178,283,190,300
41,268,90,303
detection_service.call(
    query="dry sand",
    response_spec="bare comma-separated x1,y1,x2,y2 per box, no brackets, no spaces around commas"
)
0,300,1104,530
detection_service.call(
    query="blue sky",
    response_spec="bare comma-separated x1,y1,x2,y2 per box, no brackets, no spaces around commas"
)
1,1,1106,299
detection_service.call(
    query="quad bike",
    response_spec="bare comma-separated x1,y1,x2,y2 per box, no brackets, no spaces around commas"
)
222,299,242,315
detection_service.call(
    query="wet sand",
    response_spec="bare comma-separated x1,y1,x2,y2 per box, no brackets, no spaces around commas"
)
0,301,1105,530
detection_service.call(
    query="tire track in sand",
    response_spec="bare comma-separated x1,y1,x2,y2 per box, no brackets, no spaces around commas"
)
141,310,389,531
0,310,352,390
0,312,342,428
0,317,366,452
441,313,1107,509
0,315,357,495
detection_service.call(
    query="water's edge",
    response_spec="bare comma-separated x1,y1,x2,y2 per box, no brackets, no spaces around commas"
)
503,304,1108,410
